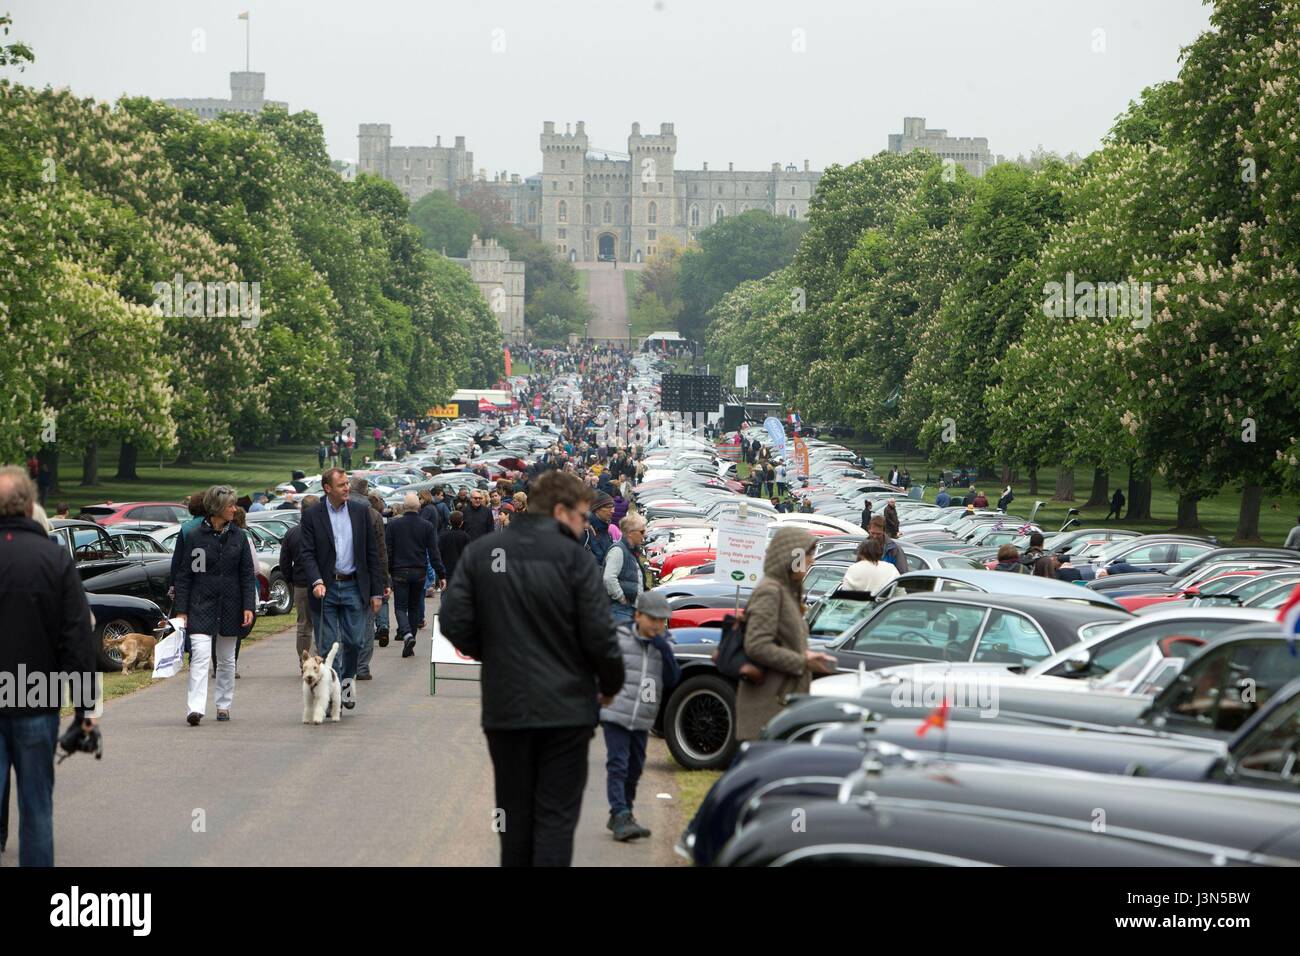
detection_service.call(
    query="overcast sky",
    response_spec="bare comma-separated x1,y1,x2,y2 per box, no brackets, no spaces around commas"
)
4,0,1213,175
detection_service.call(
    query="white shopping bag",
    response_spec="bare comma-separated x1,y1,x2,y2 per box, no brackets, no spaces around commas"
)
151,618,187,679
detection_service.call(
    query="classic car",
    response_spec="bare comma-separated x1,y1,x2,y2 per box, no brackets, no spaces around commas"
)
699,741,1300,867
763,623,1300,744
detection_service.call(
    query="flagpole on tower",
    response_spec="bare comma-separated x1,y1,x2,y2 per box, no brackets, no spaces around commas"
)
239,11,250,71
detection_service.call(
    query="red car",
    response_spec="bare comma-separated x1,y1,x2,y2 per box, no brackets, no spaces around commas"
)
78,501,190,526
669,607,731,629
1116,571,1264,612
658,548,717,579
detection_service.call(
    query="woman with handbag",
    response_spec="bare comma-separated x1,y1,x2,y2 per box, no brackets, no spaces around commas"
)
735,526,838,741
172,485,257,726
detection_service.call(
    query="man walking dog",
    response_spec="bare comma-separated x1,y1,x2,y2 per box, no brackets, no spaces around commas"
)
299,469,383,710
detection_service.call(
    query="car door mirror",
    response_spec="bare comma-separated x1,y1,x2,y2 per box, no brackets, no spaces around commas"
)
1065,651,1092,674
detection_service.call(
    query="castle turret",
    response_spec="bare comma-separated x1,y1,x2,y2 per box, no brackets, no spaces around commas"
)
357,123,392,177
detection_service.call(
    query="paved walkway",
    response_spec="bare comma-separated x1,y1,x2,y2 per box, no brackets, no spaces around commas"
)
579,262,636,344
3,598,682,867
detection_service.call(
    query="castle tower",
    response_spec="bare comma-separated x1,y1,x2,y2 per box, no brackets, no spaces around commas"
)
627,122,676,263
539,121,588,260
357,123,392,179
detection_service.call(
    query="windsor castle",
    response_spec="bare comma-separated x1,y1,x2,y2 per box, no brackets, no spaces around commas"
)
358,121,822,265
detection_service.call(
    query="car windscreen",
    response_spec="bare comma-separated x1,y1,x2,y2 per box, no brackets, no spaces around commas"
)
807,595,878,638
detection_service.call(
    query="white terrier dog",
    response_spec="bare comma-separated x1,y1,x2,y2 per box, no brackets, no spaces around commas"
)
301,642,342,724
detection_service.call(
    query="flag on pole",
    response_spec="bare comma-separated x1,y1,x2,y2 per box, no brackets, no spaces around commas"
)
1276,583,1300,657
916,698,951,737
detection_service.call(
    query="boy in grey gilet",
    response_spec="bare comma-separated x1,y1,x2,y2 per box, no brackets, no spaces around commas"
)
599,591,680,842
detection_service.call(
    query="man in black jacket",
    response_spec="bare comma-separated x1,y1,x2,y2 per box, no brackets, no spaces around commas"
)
441,470,623,867
0,466,98,866
278,495,319,665
300,469,383,709
387,493,445,658
460,489,495,540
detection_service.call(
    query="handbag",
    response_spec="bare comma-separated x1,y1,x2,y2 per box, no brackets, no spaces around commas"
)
152,619,187,679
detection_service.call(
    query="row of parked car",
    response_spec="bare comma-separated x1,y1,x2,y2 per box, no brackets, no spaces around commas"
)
609,399,1300,865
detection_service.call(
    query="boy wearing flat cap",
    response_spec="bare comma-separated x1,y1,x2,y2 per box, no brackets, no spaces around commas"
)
599,590,680,842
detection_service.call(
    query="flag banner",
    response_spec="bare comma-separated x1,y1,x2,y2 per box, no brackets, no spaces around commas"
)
763,416,786,455
1277,583,1300,656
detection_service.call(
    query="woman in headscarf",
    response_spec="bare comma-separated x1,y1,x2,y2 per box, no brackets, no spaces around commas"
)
735,526,838,741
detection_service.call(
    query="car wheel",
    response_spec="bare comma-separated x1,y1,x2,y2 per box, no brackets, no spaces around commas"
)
664,673,737,770
268,571,292,615
97,618,133,672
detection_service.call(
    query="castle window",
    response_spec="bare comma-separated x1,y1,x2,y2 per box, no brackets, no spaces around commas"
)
717,185,722,195
791,186,796,196
658,182,664,193
690,205,700,226
560,159,566,170
648,202,657,224
603,202,612,223
714,205,724,223
693,185,698,195
558,228,567,239
552,181,558,190
744,185,749,196
585,204,591,222
404,176,410,185
648,229,656,240
558,200,568,222
568,181,573,191
403,158,410,169
641,182,646,194
528,201,537,223
788,204,797,219
427,177,433,186
623,204,629,223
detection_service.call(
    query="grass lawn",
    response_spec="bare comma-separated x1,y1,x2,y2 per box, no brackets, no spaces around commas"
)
66,613,292,714
44,439,344,513
674,767,722,828
842,440,1300,545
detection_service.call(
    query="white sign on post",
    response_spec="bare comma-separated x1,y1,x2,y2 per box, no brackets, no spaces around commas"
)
735,364,749,389
430,615,481,695
714,511,768,587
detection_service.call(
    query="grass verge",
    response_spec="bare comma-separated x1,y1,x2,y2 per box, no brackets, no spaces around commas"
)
674,767,722,827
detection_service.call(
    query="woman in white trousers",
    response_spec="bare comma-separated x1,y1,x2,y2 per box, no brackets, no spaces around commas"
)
172,485,257,726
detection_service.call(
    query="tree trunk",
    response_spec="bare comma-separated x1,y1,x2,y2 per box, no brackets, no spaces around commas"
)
80,441,99,487
1052,464,1075,501
1126,473,1152,521
116,440,140,481
1235,483,1264,542
1028,467,1039,495
1175,493,1200,530
38,445,60,495
1084,467,1109,508
1000,463,1013,486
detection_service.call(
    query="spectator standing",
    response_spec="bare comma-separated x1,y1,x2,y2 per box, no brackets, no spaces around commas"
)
1286,515,1300,551
278,494,319,666
867,516,909,573
172,485,257,725
299,468,384,710
0,467,98,866
461,489,495,540
599,590,680,842
842,537,900,595
603,513,647,623
735,527,837,741
439,510,471,579
386,493,444,658
440,470,623,867
1106,488,1126,520
586,492,615,567
349,481,390,679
